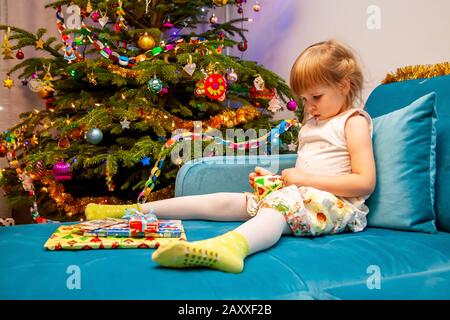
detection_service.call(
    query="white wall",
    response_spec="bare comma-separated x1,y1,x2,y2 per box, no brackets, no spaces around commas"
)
229,0,450,115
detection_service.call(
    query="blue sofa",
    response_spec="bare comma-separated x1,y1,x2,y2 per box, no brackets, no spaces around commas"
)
1,75,449,300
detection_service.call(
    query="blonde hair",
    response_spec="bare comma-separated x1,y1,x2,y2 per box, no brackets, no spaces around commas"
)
290,39,364,113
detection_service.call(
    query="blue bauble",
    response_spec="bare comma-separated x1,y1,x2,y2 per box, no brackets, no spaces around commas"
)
86,128,103,144
147,78,163,93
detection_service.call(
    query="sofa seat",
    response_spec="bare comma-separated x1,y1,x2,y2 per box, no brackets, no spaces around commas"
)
1,221,449,300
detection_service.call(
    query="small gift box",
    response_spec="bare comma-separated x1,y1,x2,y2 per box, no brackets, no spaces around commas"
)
253,174,284,200
123,209,159,233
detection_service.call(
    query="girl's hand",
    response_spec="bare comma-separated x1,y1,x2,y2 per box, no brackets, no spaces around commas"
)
281,168,310,187
249,166,274,188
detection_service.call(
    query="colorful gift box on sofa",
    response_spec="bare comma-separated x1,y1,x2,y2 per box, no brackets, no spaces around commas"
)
1,72,450,299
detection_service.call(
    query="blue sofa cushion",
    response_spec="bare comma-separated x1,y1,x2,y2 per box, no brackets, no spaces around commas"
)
365,75,450,232
175,154,298,196
365,93,438,233
1,222,449,299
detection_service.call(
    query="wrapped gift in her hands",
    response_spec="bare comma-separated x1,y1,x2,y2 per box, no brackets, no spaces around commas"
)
253,174,284,200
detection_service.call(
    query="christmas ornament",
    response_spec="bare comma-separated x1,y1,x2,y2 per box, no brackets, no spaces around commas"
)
15,49,24,60
58,136,71,149
120,118,130,129
213,0,229,5
30,134,39,146
209,14,218,24
98,10,109,28
253,74,266,90
141,157,151,166
28,78,43,92
288,143,298,152
3,77,14,89
64,44,77,62
195,80,205,96
53,160,71,181
237,7,243,14
147,76,163,93
183,55,196,76
0,144,7,157
35,38,45,49
1,27,14,59
159,87,169,96
268,96,283,113
115,0,128,31
86,128,103,144
86,0,93,13
237,41,248,52
45,97,56,110
162,18,174,28
253,1,261,12
287,99,298,111
204,74,227,100
138,33,155,50
90,10,101,22
87,72,97,85
226,69,238,84
21,79,29,86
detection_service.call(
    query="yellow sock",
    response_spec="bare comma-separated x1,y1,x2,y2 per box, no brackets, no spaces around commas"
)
152,231,249,274
85,203,143,220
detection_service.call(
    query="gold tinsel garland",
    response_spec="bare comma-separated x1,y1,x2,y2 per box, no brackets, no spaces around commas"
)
382,61,450,84
41,174,175,219
137,105,261,131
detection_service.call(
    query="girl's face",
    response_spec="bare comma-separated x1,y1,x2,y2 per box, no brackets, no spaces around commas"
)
300,81,349,121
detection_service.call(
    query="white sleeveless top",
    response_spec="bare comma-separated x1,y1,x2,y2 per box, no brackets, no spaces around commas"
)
295,108,373,213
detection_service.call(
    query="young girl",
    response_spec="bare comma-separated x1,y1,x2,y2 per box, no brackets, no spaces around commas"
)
85,39,376,274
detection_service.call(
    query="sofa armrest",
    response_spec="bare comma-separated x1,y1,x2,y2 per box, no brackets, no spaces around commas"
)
174,154,297,197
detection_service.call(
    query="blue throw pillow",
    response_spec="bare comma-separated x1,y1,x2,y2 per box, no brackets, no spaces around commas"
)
366,92,437,233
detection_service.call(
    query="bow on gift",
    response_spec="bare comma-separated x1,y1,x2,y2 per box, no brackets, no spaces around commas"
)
122,208,158,232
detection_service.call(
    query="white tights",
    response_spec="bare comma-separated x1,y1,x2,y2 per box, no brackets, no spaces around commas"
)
141,192,292,255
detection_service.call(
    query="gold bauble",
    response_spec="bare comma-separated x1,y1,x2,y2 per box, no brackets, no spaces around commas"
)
38,87,55,99
213,0,229,6
138,33,155,50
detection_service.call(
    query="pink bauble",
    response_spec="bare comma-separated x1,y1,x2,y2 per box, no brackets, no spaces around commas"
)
52,160,71,181
91,11,101,22
287,100,298,111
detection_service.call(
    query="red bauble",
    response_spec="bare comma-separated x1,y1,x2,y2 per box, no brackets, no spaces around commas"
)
16,50,24,60
0,144,7,157
204,74,227,100
45,97,56,110
237,41,248,52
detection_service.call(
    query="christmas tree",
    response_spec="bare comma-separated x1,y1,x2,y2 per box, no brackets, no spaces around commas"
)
0,0,301,222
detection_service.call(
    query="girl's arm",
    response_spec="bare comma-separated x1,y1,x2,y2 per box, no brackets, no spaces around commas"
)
282,114,376,198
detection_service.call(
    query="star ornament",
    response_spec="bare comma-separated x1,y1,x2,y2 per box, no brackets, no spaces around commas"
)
288,143,298,152
3,77,14,89
141,157,151,166
35,38,45,49
120,118,130,129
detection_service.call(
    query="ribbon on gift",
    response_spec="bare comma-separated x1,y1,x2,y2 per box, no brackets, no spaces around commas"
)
122,209,158,232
